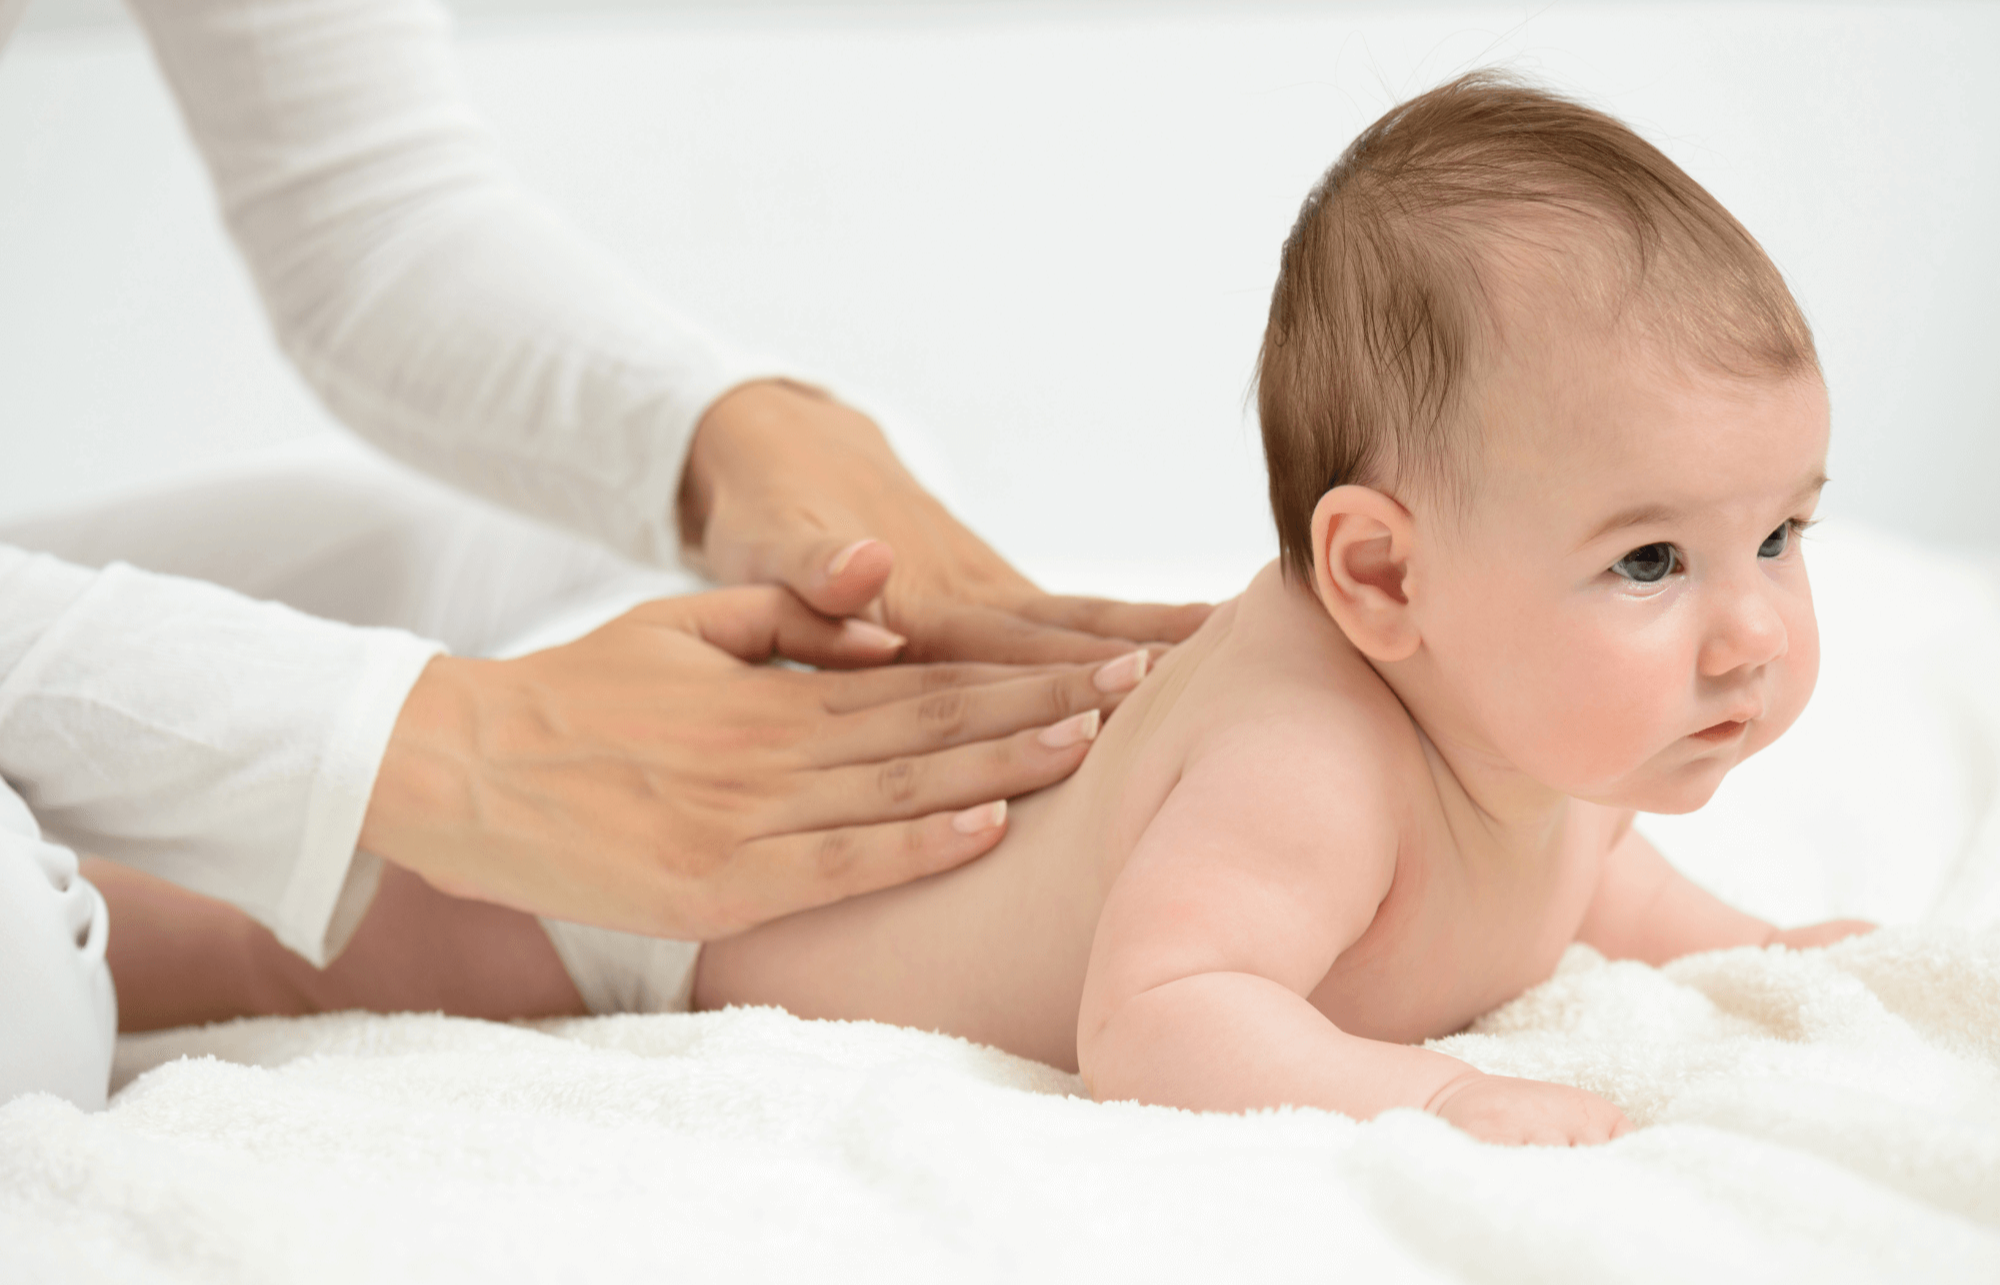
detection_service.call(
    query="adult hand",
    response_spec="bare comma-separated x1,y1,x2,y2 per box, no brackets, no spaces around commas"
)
358,585,1152,939
677,381,1212,664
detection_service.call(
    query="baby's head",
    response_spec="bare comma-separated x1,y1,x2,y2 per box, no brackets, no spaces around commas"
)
1259,72,1828,814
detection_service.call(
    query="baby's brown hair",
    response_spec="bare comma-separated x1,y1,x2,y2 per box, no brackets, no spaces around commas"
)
1257,71,1818,582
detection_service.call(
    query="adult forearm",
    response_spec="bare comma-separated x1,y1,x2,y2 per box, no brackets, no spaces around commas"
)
130,0,774,567
0,545,439,966
1079,971,1476,1118
356,588,1154,939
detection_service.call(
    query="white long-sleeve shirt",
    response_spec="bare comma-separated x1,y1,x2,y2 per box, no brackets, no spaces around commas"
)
0,0,779,964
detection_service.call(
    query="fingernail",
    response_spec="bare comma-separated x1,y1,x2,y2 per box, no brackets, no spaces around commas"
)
952,799,1007,834
840,618,906,650
1037,708,1101,749
1092,650,1150,693
825,539,877,581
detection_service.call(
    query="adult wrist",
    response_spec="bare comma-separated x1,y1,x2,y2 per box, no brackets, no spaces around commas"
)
676,379,916,551
357,654,489,895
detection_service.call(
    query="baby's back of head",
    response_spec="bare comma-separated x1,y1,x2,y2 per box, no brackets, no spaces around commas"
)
1257,71,1818,582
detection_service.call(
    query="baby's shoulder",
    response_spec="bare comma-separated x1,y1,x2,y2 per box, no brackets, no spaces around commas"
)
1194,684,1414,815
1136,563,1428,857
1176,656,1419,855
1184,607,1426,800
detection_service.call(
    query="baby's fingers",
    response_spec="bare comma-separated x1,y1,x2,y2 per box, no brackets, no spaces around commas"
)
1560,1097,1633,1147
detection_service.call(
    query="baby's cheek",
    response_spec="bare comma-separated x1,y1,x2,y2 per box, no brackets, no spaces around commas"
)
1525,636,1680,786
1581,677,1683,781
1759,603,1821,745
1790,601,1821,705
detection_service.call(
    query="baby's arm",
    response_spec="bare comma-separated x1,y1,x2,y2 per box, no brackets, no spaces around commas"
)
1575,815,1875,966
1076,725,1628,1145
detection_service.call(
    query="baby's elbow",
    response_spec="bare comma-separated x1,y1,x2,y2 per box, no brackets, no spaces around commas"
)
1073,999,1124,1101
1074,1046,1124,1104
1074,1002,1149,1104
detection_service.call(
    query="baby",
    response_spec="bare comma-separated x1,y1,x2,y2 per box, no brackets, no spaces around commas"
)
100,72,1872,1146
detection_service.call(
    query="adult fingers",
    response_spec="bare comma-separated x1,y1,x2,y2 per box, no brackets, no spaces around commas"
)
711,801,1012,932
782,716,1104,833
897,600,1150,666
1014,595,1215,645
631,586,907,668
788,534,898,621
812,652,1156,716
702,488,897,623
813,660,1073,714
808,651,1151,766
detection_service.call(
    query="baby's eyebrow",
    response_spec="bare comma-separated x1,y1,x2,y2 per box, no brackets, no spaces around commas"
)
1582,503,1680,546
1580,473,1828,548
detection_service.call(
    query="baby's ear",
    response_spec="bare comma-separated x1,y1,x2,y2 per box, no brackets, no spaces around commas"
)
1310,486,1420,662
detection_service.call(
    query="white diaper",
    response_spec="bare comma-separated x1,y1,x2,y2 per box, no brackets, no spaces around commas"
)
537,919,702,1015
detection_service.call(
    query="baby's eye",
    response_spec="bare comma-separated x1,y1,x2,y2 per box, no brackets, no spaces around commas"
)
1612,543,1679,583
1759,523,1792,559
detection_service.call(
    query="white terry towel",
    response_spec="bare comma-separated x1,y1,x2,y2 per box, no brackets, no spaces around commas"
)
2,926,1997,1283
5,521,1999,1282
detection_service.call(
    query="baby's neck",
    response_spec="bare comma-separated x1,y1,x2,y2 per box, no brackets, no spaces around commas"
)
1266,566,1576,867
1408,720,1577,870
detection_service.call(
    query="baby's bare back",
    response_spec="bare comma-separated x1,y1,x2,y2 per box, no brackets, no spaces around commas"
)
692,602,1232,1071
695,566,1611,1070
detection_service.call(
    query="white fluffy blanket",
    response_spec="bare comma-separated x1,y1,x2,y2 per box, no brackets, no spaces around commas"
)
2,929,1997,1282
7,523,2000,1282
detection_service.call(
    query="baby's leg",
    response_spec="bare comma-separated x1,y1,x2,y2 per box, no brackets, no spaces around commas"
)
89,860,587,1031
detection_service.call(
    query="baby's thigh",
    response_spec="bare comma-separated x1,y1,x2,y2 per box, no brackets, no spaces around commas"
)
311,866,590,1020
97,861,588,1027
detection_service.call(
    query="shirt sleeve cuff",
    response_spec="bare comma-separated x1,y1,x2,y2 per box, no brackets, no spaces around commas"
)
272,629,444,967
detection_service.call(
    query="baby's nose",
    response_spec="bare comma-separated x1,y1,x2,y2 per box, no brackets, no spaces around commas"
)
1697,579,1787,677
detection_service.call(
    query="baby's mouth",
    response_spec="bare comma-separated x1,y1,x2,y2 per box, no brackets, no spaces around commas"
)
1690,718,1749,744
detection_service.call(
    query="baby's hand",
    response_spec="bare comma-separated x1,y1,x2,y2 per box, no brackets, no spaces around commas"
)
1767,919,1877,951
1425,1073,1633,1147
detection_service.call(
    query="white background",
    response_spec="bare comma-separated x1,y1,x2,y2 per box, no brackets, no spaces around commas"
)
1,0,1995,601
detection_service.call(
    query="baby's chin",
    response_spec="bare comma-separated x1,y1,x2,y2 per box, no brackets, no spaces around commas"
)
1564,712,1801,813
1572,755,1734,815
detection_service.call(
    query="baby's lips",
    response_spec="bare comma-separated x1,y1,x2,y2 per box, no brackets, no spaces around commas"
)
1698,697,1765,731
1689,710,1760,742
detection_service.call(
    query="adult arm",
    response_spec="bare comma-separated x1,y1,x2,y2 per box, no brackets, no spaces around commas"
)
1076,727,1630,1145
679,382,1210,661
0,544,438,965
0,542,1150,956
1575,815,1875,965
358,587,1150,937
127,0,1205,662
